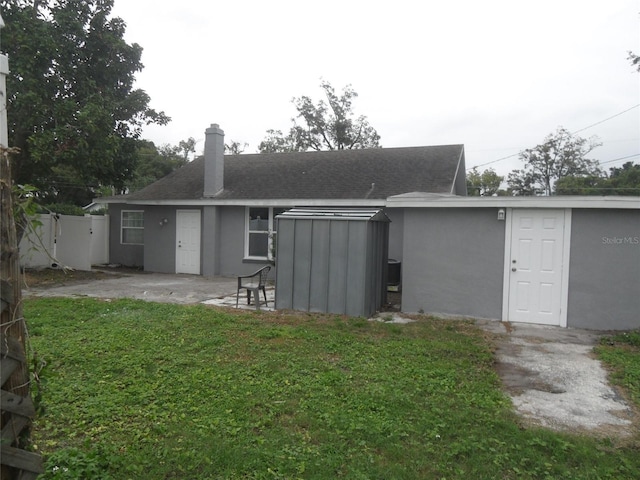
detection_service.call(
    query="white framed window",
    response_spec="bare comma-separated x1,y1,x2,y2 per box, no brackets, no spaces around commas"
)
245,207,286,260
121,210,144,245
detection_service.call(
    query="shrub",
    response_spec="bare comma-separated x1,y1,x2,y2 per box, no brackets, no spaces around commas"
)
41,203,86,216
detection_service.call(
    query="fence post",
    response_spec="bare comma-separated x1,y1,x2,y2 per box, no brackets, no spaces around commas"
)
0,16,44,471
1,150,44,479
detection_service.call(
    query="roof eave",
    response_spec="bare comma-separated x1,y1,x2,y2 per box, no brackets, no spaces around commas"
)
386,195,640,209
102,198,388,207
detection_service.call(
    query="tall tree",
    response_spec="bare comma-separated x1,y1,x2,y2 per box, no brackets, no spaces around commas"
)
2,0,169,205
466,167,504,196
507,127,602,196
259,80,380,153
177,137,196,162
607,161,640,194
555,162,640,195
553,174,605,195
125,139,191,193
225,140,248,155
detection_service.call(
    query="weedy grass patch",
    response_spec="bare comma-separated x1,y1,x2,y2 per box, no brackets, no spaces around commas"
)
596,330,640,407
25,298,640,479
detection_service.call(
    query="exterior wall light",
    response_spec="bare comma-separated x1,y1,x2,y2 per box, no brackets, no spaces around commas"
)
497,208,506,221
159,218,169,226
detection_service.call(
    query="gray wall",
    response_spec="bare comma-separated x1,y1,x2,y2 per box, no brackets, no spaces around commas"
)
567,209,640,330
216,206,272,277
202,206,221,276
143,206,182,274
110,204,272,277
401,208,505,319
386,208,404,262
108,204,400,279
214,206,399,280
108,204,143,267
218,206,246,275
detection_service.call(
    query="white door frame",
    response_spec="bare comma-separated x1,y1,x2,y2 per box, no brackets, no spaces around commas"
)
501,208,571,327
176,209,201,275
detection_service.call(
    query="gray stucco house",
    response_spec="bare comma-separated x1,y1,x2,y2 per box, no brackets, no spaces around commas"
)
102,123,467,278
101,123,639,331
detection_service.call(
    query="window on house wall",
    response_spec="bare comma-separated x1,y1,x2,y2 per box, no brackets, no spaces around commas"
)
245,207,286,259
121,210,144,245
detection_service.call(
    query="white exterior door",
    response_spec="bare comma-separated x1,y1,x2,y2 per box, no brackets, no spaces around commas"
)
176,210,201,274
505,209,569,326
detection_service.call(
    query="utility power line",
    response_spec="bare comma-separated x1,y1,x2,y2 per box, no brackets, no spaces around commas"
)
468,152,519,170
599,153,640,166
571,104,640,135
467,104,640,171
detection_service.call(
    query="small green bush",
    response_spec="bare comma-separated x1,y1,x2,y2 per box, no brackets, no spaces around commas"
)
41,203,86,216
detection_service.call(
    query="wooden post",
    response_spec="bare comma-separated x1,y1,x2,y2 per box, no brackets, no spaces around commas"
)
0,12,43,479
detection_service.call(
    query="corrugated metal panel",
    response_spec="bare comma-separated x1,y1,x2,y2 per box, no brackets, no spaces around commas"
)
275,208,389,317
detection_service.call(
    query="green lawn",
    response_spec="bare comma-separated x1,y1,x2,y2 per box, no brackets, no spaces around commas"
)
596,330,640,409
24,298,639,479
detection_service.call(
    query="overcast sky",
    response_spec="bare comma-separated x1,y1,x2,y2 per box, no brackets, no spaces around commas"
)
111,0,639,177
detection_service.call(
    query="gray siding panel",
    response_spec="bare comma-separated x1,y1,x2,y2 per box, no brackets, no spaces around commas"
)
345,222,367,316
275,219,295,310
292,220,313,311
309,221,330,312
568,209,640,330
401,208,505,318
327,221,349,314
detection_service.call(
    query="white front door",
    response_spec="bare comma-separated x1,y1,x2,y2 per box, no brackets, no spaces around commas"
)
176,210,201,274
505,209,569,326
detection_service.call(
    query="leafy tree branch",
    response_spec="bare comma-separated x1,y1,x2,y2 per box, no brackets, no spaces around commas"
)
466,168,504,196
507,127,602,196
3,0,169,205
259,80,380,153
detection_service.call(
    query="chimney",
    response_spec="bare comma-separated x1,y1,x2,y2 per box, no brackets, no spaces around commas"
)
204,123,225,197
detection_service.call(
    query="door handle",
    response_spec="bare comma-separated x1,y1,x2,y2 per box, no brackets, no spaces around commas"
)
512,267,517,272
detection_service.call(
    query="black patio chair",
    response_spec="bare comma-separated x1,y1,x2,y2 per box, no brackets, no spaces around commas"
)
236,265,271,311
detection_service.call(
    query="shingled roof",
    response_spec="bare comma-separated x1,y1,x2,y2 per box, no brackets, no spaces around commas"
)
121,145,465,202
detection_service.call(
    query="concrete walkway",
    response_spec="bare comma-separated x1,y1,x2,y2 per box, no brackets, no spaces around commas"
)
480,321,636,438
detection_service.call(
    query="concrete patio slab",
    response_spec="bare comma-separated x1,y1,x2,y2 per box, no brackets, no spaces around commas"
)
24,268,275,311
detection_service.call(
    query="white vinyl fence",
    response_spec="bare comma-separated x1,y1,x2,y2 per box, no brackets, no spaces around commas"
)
19,214,109,271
